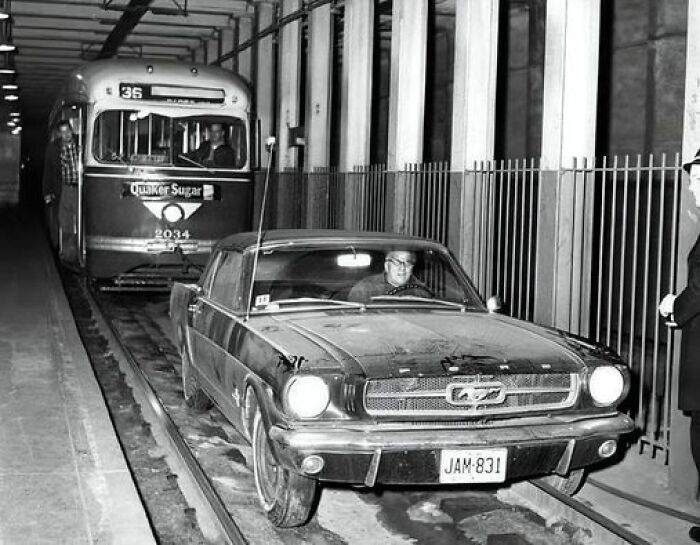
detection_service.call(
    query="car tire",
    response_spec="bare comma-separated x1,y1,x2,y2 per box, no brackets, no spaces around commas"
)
181,341,213,411
538,468,586,496
252,408,318,527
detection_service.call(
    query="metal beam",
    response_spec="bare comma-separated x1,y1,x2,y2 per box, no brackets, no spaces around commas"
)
98,0,154,59
13,0,251,17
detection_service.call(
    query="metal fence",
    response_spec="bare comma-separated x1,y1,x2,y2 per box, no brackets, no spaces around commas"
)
261,154,682,459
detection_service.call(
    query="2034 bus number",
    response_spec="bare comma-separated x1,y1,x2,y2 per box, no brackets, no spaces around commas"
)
155,229,191,240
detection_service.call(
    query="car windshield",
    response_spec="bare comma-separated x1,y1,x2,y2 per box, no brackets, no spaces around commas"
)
92,110,247,169
249,243,483,311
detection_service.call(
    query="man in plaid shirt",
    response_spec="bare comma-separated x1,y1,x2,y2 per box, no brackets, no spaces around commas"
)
42,120,80,263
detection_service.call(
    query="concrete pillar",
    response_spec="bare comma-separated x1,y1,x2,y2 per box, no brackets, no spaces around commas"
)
254,2,276,168
534,0,600,334
277,0,302,170
447,0,499,280
220,26,235,71
238,17,253,82
340,0,373,171
304,3,334,228
669,0,700,504
386,0,428,234
207,35,219,65
340,0,374,228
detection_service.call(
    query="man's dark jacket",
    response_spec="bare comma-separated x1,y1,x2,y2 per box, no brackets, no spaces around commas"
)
42,137,64,202
191,141,237,168
675,233,700,410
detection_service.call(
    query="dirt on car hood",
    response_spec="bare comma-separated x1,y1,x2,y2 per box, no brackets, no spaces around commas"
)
257,310,585,379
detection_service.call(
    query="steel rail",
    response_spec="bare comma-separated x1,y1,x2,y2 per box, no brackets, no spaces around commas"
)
88,288,248,545
530,480,652,545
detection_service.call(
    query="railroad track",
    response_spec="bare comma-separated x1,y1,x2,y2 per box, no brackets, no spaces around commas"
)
64,273,655,545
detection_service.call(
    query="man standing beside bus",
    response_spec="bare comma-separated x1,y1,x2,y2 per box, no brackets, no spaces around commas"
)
42,119,79,264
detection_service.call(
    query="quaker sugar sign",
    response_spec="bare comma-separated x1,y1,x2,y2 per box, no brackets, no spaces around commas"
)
122,181,220,201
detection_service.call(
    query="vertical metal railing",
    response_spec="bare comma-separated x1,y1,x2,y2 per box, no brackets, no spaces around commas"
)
568,153,682,459
400,162,450,244
466,159,540,321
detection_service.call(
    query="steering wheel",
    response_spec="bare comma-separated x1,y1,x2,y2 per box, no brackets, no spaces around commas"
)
387,283,435,297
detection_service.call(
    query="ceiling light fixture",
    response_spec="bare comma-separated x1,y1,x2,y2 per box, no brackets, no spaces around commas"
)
0,68,15,75
2,84,17,90
0,43,16,53
0,11,9,21
4,94,18,101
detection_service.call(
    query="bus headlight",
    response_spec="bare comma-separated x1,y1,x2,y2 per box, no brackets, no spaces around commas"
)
285,376,330,419
162,203,184,223
589,366,625,406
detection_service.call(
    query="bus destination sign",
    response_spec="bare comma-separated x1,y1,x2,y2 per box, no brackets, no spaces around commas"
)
119,83,226,104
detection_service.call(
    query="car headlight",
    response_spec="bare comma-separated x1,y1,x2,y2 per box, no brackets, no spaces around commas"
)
589,366,625,406
285,375,330,419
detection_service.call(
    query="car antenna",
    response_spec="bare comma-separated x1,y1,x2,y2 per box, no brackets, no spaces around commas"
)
245,136,276,321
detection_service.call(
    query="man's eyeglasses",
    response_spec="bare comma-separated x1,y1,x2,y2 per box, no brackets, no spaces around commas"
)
386,257,415,269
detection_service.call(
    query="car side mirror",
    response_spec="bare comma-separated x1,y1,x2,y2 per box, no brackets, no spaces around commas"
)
486,296,503,313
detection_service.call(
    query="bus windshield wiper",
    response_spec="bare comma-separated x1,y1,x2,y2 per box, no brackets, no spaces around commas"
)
369,295,467,310
178,153,214,173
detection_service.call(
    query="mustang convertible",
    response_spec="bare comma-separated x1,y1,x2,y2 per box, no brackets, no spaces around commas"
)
169,230,633,527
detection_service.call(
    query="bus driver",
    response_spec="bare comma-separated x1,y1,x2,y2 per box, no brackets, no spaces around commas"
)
190,122,236,167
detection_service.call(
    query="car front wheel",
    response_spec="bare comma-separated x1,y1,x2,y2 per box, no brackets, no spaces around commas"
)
252,408,318,527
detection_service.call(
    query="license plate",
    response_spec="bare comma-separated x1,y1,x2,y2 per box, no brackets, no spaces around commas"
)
439,448,507,483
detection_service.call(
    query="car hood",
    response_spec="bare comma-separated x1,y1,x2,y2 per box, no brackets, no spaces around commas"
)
252,309,586,378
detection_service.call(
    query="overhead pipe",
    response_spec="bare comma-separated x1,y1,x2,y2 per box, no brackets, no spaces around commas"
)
215,0,336,65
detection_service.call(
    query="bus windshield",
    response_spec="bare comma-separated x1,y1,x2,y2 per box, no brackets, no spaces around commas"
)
93,110,247,169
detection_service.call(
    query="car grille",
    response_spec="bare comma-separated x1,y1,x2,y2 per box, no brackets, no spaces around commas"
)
364,373,579,417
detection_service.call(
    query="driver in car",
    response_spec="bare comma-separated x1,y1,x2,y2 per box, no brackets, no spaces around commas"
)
348,250,431,303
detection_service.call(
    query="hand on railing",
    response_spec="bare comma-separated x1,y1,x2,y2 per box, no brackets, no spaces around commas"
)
658,293,677,327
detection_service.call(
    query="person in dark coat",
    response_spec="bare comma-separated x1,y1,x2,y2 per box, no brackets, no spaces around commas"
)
188,123,236,168
42,120,79,257
659,150,700,542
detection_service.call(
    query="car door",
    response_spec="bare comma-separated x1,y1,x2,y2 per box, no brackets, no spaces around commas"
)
194,250,244,414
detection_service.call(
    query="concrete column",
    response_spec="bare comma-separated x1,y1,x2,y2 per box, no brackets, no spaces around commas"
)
340,0,373,171
534,0,600,334
340,0,374,228
447,0,499,279
238,17,253,81
304,3,334,228
220,26,235,71
386,0,428,234
276,0,302,170
254,2,276,168
669,0,700,504
206,35,219,65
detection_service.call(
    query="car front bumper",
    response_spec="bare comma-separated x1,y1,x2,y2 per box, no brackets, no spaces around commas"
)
268,413,634,486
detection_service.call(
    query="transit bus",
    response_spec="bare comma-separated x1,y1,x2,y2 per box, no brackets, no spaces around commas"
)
45,59,254,289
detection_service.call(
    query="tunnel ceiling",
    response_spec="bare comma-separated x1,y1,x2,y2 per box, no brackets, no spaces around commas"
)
10,0,253,119
8,0,458,123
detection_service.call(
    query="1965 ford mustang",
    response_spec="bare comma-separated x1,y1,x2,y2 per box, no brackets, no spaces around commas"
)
169,230,633,527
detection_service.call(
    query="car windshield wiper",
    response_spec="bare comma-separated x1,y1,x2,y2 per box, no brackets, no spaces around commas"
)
369,295,468,310
261,298,365,309
178,153,214,173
